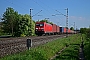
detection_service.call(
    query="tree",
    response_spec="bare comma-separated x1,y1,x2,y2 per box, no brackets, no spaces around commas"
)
2,7,18,36
0,22,3,35
2,7,35,37
17,14,35,36
80,28,87,34
70,27,74,30
38,19,53,24
86,28,90,39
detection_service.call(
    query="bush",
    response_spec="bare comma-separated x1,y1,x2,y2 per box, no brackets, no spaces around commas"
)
20,34,26,37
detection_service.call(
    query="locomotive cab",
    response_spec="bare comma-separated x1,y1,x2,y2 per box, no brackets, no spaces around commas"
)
35,22,52,36
35,22,45,35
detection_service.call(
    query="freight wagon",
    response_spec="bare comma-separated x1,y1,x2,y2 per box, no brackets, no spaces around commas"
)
52,24,60,35
59,27,75,34
68,29,71,34
60,27,67,34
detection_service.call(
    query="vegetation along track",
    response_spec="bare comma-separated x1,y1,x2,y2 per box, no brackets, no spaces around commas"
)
0,34,67,58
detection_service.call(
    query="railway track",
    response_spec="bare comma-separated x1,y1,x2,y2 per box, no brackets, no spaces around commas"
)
0,34,67,58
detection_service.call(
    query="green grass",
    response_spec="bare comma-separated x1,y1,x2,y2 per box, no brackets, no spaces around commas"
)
0,34,82,60
83,34,90,60
54,34,90,60
54,45,80,60
53,34,81,60
84,42,90,60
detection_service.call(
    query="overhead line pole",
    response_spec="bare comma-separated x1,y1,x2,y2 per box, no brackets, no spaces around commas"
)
55,8,68,37
74,22,75,30
30,9,42,35
30,9,33,35
65,8,68,37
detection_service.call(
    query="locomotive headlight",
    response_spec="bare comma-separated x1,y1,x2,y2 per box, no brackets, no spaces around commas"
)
36,28,38,29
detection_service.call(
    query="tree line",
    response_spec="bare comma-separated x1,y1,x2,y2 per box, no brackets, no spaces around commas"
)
0,7,54,37
80,28,90,39
0,7,36,37
0,7,76,37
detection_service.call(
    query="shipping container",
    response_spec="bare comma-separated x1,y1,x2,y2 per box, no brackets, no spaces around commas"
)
60,27,64,33
52,24,60,34
52,24,57,33
63,27,66,33
60,27,66,33
68,29,71,33
56,26,60,33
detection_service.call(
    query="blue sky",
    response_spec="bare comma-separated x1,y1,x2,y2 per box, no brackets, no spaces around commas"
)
0,0,90,29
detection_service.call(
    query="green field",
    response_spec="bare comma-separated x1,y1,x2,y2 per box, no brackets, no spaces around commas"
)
0,34,89,60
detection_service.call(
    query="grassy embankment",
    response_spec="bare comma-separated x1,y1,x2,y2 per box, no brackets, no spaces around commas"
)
54,34,90,60
0,34,82,60
54,34,81,60
83,34,90,60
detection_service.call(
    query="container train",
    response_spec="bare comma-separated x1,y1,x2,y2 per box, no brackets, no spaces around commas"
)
35,22,75,36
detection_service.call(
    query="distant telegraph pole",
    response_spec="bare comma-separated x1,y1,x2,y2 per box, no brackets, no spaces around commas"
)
74,22,75,30
65,8,68,37
55,8,68,37
30,9,33,35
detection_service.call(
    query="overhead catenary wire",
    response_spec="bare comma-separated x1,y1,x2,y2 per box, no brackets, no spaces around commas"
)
55,10,66,16
32,0,60,21
3,0,66,24
32,0,53,15
36,0,66,16
35,0,64,14
3,0,43,21
32,0,54,23
33,0,67,25
32,10,42,17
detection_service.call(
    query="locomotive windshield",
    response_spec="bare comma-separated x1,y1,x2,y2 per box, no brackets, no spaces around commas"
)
36,24,44,26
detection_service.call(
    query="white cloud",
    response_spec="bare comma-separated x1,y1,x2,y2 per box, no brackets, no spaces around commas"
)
69,16,86,20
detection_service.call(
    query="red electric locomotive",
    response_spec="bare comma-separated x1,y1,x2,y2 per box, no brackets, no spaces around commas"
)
35,22,53,35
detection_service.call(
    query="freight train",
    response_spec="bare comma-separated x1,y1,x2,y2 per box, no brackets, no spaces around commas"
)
35,22,75,36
